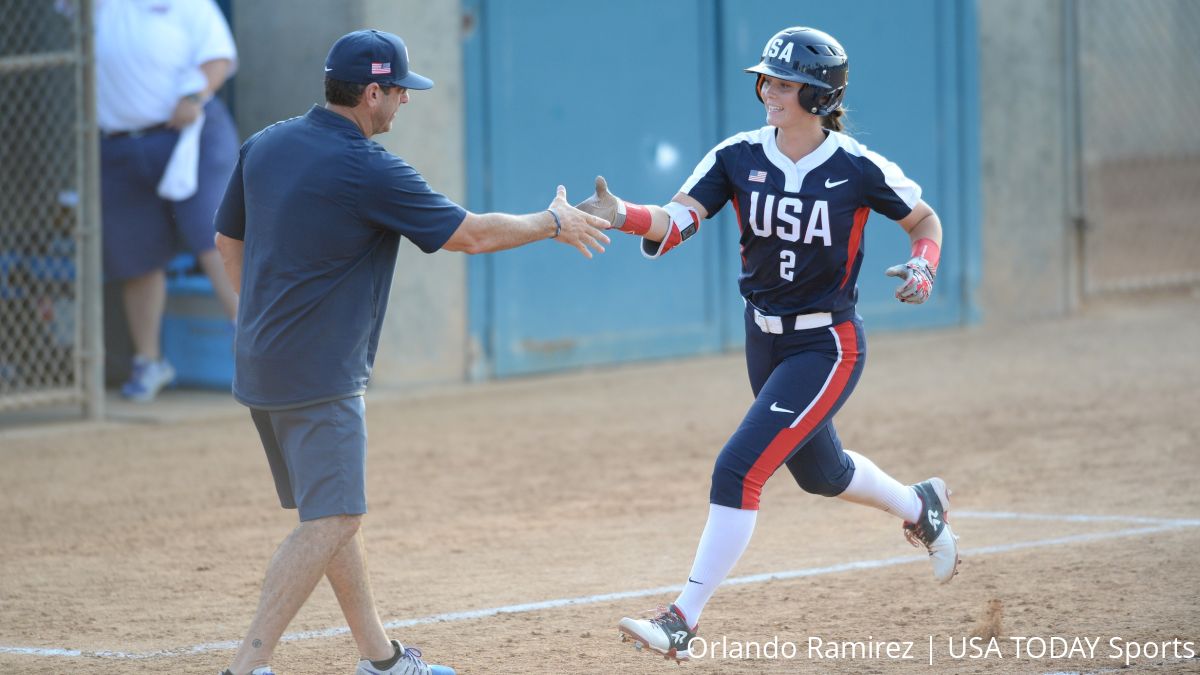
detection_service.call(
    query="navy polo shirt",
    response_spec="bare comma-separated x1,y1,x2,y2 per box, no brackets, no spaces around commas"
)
215,105,466,409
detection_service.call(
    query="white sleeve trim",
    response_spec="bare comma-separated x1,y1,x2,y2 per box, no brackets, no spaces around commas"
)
834,134,922,209
862,147,921,209
678,130,759,196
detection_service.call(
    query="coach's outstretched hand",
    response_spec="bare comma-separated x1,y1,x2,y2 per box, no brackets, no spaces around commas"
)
550,185,612,259
575,176,628,231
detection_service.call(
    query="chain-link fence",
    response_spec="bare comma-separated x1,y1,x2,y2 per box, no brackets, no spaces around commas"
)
1075,0,1200,294
0,0,103,417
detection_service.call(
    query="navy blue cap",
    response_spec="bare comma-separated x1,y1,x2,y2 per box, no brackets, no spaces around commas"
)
324,29,433,90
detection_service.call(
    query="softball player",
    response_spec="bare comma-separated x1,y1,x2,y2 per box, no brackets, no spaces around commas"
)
576,26,960,661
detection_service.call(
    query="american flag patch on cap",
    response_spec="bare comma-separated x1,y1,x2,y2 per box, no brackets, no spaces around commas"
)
371,62,392,75
748,170,767,183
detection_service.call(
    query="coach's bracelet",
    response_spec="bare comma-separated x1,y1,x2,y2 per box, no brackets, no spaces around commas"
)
546,208,562,239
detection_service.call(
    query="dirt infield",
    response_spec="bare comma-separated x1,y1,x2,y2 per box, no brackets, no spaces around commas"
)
2,291,1199,674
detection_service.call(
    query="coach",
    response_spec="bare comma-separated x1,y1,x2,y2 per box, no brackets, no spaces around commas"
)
213,29,609,675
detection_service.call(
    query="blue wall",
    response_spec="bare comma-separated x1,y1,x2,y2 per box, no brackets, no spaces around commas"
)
464,0,979,377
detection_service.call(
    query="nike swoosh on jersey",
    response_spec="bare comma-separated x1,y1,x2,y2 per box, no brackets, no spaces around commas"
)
825,178,849,188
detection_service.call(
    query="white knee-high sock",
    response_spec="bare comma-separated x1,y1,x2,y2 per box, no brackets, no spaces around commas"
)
838,449,922,522
673,504,757,627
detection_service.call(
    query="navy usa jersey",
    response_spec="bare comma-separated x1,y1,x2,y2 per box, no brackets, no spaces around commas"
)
680,127,920,316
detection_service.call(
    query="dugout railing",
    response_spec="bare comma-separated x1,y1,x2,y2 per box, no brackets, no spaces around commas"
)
0,0,104,419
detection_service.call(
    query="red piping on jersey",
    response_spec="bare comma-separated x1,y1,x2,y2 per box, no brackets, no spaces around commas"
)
732,193,747,268
739,321,861,510
840,207,870,289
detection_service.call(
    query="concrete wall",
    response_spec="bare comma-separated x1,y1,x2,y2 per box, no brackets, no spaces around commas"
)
975,0,1200,320
1079,0,1200,161
231,0,467,388
977,0,1076,320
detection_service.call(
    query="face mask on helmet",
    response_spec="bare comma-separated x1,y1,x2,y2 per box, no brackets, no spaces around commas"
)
744,27,849,116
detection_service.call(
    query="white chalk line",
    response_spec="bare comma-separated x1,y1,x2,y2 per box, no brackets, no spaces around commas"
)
954,510,1200,527
2,510,1196,661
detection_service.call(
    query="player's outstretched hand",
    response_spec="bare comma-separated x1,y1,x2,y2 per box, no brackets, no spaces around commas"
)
885,257,936,304
550,185,612,259
574,176,628,231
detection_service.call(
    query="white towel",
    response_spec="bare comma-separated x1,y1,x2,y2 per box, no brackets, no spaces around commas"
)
157,110,205,201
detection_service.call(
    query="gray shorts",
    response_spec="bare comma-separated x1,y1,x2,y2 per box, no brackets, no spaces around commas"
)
250,396,368,521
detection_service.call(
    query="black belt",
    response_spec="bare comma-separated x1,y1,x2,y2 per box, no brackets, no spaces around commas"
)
101,123,172,140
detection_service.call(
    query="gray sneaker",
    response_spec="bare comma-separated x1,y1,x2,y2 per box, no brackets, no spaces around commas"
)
903,477,961,583
355,640,455,675
618,604,697,661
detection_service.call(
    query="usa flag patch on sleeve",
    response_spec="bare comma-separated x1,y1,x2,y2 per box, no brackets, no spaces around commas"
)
748,170,767,183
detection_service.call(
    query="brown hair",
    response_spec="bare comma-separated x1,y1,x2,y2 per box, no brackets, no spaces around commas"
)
822,107,846,132
325,77,401,106
325,77,368,106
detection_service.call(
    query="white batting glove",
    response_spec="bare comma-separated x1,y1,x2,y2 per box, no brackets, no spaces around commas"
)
885,257,936,304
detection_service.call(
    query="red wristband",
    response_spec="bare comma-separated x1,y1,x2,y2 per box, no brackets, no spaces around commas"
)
621,201,653,236
911,238,940,273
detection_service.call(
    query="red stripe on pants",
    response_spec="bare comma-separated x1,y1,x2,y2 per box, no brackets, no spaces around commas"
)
739,321,861,509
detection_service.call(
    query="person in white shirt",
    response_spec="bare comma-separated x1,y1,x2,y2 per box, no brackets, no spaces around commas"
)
95,0,240,401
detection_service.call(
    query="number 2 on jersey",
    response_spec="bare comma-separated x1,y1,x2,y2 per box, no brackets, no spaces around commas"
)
780,250,796,281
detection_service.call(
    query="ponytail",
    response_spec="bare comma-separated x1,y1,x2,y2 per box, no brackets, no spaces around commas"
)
821,107,846,132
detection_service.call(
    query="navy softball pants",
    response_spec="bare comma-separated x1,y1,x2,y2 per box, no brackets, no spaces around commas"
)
709,306,866,510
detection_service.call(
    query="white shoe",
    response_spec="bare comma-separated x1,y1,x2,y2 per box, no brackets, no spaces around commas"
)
903,477,961,583
618,604,697,662
355,640,455,675
120,355,175,402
